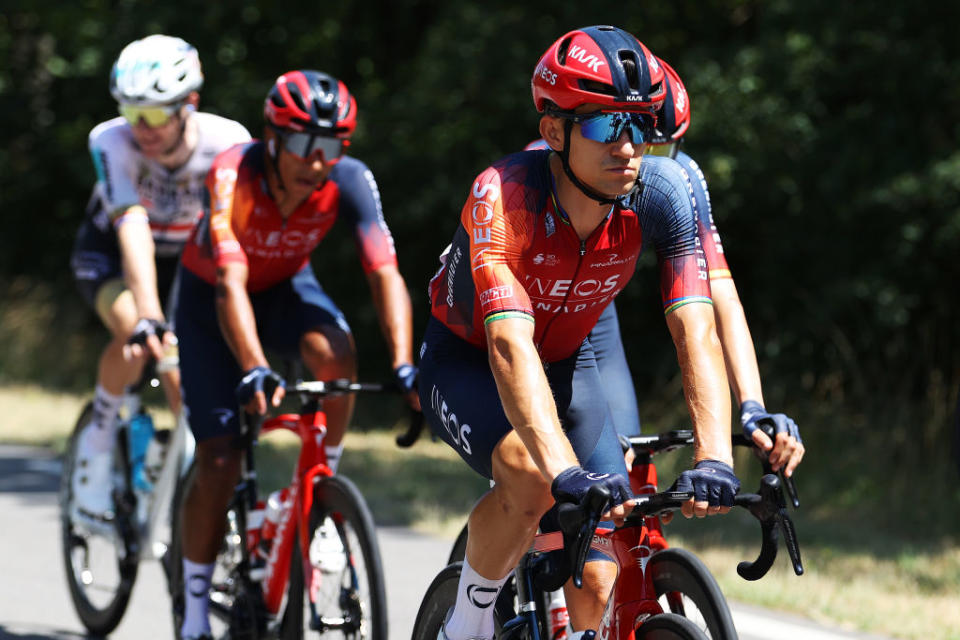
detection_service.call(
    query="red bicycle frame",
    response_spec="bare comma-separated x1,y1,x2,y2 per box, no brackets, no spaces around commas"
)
253,405,334,616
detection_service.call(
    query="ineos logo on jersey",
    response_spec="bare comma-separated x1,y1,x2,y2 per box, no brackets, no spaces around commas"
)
526,274,621,298
466,584,499,609
430,386,472,455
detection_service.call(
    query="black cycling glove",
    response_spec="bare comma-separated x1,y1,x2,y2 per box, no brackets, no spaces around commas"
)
393,363,418,394
235,366,286,407
551,466,633,509
127,317,170,346
671,460,740,507
740,400,802,443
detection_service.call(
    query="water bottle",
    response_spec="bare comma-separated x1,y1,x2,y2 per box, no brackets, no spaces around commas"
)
546,589,570,640
128,412,155,492
247,499,266,581
258,488,290,559
143,428,170,484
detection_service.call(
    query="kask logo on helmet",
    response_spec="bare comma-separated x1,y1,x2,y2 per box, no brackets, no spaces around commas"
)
566,45,606,73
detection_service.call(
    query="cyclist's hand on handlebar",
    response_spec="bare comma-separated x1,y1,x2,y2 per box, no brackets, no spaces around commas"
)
236,366,286,416
123,317,171,363
393,363,422,411
670,460,740,520
740,400,805,477
551,466,635,527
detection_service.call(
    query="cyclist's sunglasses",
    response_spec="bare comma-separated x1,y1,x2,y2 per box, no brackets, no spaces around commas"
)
645,141,680,159
558,110,657,145
280,131,345,162
118,102,182,128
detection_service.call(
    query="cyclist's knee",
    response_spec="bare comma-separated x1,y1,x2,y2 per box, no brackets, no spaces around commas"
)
491,438,553,520
194,438,242,485
301,326,356,378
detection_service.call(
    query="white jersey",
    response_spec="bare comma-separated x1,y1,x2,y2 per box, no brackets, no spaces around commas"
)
88,112,251,256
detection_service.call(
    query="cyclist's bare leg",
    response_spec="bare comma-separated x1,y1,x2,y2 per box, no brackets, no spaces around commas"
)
466,431,554,580
96,287,147,396
564,562,618,631
300,326,357,448
180,435,243,561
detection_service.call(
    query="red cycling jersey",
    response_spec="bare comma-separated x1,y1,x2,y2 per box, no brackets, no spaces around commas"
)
181,141,397,292
429,151,711,363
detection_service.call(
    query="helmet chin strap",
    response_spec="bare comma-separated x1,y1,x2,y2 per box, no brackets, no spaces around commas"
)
559,120,620,205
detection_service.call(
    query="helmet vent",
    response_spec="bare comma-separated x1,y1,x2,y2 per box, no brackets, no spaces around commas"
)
557,36,572,65
579,79,616,97
619,53,641,91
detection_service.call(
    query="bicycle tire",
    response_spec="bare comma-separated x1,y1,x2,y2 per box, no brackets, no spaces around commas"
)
59,401,139,635
280,474,388,640
411,562,461,640
649,548,738,640
168,462,265,640
635,612,710,639
447,523,468,565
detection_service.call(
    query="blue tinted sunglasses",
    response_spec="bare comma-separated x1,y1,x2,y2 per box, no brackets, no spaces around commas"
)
559,111,656,145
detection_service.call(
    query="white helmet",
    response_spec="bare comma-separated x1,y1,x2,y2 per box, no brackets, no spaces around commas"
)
109,35,204,105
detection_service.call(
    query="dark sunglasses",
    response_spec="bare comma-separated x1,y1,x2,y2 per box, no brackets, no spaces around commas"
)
280,131,345,161
559,110,656,145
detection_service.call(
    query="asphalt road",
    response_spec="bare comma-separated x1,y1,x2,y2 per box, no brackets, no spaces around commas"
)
0,445,891,640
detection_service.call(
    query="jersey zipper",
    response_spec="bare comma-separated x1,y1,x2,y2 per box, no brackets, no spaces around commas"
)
535,231,596,356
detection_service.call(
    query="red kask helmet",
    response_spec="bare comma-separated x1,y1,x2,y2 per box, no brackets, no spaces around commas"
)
264,70,357,137
649,57,690,144
532,25,666,114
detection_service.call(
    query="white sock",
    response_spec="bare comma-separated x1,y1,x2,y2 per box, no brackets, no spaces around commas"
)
325,444,344,474
84,385,123,453
445,556,506,640
181,558,214,639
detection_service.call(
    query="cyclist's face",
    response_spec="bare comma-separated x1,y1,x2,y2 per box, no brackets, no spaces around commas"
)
127,106,186,159
566,104,648,198
271,130,332,197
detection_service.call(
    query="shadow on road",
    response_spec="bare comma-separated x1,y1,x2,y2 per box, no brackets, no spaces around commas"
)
0,445,61,494
0,623,87,640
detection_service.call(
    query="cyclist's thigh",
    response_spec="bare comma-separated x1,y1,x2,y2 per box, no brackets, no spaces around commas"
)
588,302,642,437
72,204,125,322
547,339,628,480
253,265,352,360
175,267,244,442
418,316,511,480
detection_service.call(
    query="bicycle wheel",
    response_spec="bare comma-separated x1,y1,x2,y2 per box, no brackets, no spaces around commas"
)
411,562,537,640
411,562,461,640
59,401,139,635
635,613,710,639
447,523,468,565
649,548,737,640
280,474,387,640
169,463,264,640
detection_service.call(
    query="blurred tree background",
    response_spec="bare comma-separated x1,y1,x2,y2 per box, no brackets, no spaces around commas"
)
1,0,958,535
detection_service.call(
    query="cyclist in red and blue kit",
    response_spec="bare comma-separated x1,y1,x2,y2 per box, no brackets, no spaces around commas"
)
419,26,739,639
174,70,419,640
551,57,804,478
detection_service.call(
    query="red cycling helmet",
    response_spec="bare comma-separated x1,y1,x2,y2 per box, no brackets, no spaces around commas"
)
532,25,666,114
649,57,690,144
264,70,357,137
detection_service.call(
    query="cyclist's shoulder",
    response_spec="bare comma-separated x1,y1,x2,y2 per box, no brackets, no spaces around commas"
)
475,150,551,202
88,117,134,151
328,155,371,183
210,140,262,176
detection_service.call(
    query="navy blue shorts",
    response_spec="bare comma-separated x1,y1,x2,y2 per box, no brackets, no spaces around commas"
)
417,316,627,482
589,302,642,438
176,265,351,442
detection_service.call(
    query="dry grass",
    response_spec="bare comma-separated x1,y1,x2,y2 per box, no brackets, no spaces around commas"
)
3,384,959,639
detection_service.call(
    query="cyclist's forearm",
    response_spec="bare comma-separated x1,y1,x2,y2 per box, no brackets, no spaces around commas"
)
365,265,414,369
115,208,164,320
215,268,268,371
486,319,578,480
711,278,764,406
666,303,733,466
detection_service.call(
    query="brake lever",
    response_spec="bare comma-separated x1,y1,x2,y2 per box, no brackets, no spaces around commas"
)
557,484,610,589
395,409,425,448
758,422,801,509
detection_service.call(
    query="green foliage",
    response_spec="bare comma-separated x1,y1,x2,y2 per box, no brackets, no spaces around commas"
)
1,1,959,532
